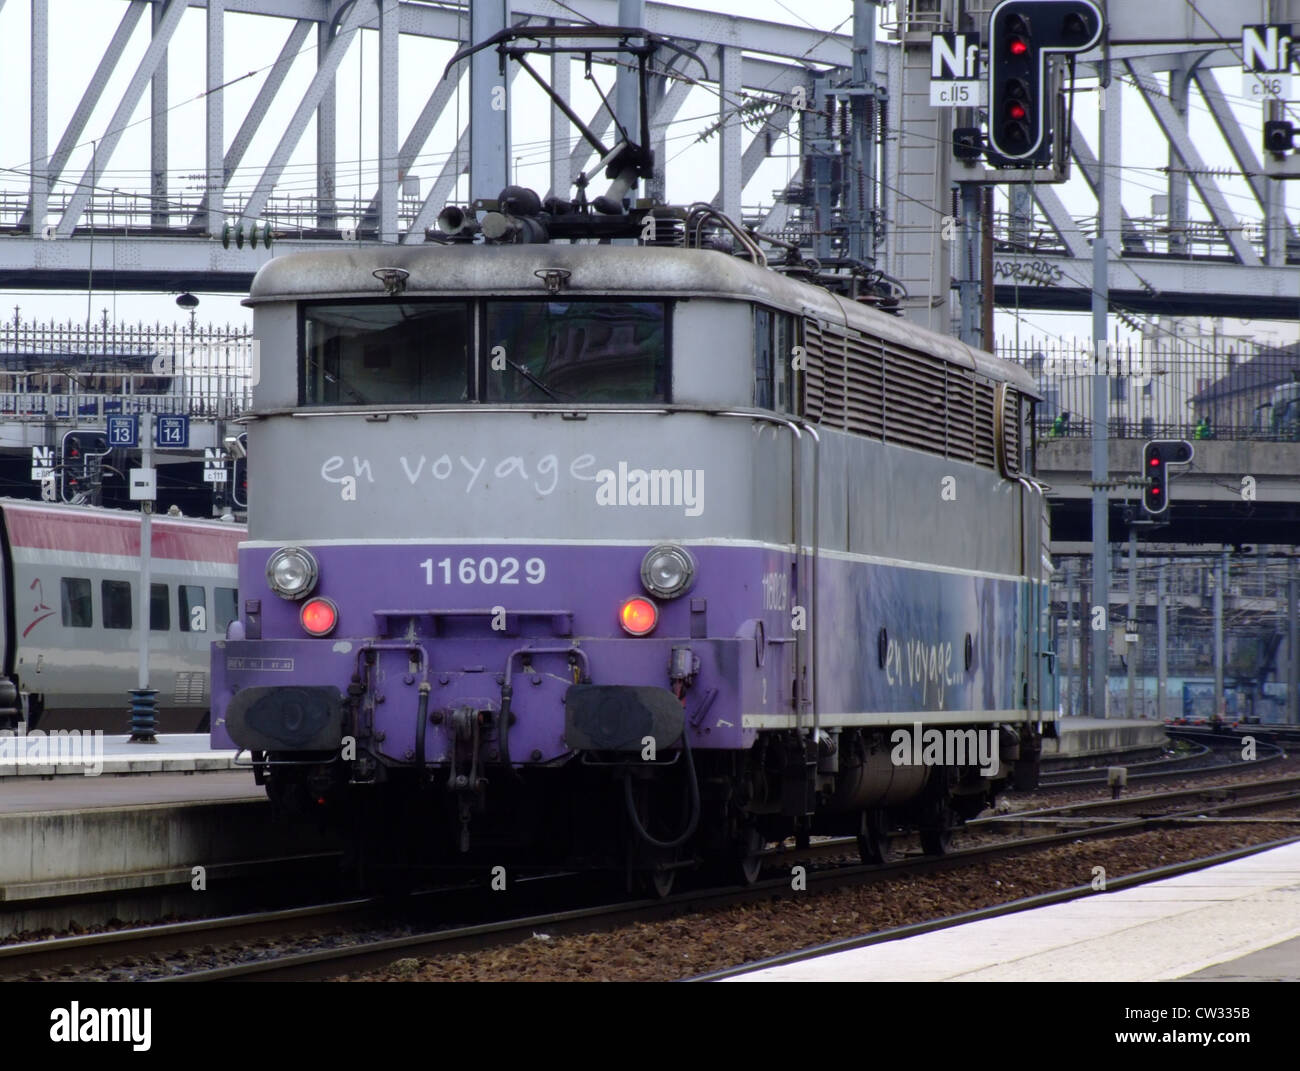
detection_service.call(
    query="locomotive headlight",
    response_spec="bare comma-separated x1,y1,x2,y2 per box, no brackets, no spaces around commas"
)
640,544,696,599
266,546,319,600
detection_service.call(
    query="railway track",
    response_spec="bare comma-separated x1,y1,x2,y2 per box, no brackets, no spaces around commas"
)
1037,736,1284,787
5,776,1296,982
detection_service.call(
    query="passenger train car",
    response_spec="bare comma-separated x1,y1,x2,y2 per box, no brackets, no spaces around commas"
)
212,200,1053,891
0,500,242,732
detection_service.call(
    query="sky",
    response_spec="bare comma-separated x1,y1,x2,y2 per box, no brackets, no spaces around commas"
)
0,0,1293,351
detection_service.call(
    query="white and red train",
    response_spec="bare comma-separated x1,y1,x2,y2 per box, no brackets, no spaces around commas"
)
0,499,241,732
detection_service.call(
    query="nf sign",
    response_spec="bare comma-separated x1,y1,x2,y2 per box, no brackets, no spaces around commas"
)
930,32,985,106
1242,24,1294,100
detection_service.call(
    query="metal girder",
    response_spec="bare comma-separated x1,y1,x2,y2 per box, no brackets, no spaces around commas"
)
1031,185,1091,259
1094,0,1300,45
1127,58,1260,266
187,18,313,229
240,0,372,225
152,0,170,228
195,0,853,68
21,0,147,228
711,88,795,211
1068,118,1146,252
205,0,224,236
648,75,692,203
379,0,399,242
402,125,470,242
1193,67,1298,251
362,49,467,225
990,251,1297,319
317,14,336,229
56,0,186,237
549,43,570,200
30,0,47,234
469,0,509,202
717,43,742,220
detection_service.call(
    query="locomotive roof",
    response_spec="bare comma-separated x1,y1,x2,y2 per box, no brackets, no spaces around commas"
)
249,245,1036,395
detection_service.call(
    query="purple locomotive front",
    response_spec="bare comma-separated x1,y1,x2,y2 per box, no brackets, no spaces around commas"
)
213,239,1049,890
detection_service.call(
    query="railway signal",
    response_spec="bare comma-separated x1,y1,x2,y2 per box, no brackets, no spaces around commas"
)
1265,119,1296,157
986,0,1104,161
1141,439,1193,515
60,430,108,503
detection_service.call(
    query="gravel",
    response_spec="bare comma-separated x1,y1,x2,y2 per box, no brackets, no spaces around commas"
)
339,814,1299,982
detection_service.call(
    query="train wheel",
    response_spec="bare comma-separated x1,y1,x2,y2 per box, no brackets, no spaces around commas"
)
919,802,957,856
856,810,889,864
737,825,765,886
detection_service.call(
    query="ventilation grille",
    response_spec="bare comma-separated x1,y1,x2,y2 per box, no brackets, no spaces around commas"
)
801,318,1014,472
173,671,207,705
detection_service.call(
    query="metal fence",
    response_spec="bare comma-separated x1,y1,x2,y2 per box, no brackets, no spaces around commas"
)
0,318,254,420
997,335,1300,442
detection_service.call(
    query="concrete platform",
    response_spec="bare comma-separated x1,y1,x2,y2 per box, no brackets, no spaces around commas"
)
1044,716,1168,759
0,732,237,779
0,769,338,935
729,839,1300,982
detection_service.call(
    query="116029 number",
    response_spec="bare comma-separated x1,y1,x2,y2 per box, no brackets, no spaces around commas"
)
419,556,546,585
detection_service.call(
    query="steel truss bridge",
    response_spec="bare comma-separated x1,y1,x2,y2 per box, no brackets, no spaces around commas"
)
0,0,1295,322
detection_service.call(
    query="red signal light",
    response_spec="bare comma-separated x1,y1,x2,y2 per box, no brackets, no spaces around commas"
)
300,596,338,636
1008,102,1027,120
1009,37,1029,56
619,596,658,636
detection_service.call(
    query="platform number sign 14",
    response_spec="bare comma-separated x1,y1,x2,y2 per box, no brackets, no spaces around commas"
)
155,415,189,448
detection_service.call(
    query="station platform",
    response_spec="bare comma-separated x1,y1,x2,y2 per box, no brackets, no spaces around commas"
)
0,768,338,935
1045,716,1168,759
0,731,237,779
728,839,1300,982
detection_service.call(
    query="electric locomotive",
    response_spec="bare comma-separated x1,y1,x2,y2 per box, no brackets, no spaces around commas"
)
213,198,1052,891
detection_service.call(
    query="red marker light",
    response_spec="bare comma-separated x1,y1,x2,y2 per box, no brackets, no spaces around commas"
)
620,597,658,636
300,596,338,636
1009,37,1029,56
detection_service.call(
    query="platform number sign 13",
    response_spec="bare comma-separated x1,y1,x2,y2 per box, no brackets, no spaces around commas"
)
107,414,138,448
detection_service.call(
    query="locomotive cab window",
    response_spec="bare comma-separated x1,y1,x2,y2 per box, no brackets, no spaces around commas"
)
60,577,92,628
484,301,667,403
754,307,795,412
302,302,471,405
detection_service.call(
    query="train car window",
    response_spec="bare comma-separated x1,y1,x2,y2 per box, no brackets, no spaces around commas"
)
301,302,471,405
214,587,238,632
60,577,92,628
178,585,208,632
150,584,170,631
101,580,132,629
484,301,667,403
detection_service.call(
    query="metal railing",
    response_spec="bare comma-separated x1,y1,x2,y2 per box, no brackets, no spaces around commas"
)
999,336,1300,442
0,318,254,422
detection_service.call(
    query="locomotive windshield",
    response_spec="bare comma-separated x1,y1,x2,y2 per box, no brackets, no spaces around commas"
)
302,302,471,405
300,299,667,406
484,301,666,403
